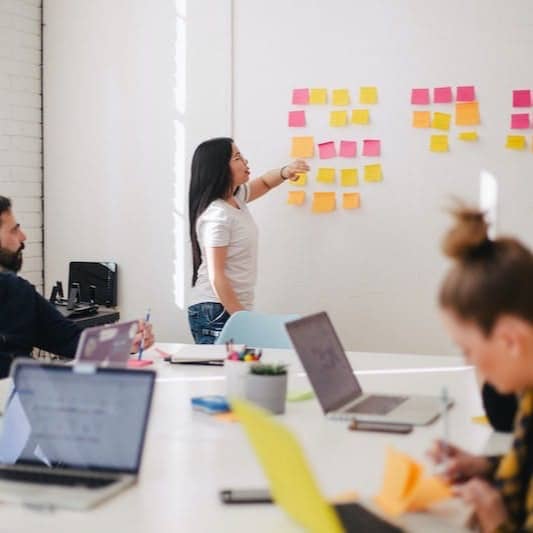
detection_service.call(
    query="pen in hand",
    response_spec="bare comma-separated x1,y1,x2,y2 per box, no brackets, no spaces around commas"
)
441,386,450,469
138,308,151,361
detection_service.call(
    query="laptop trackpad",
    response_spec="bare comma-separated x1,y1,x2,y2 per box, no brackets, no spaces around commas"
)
346,395,408,416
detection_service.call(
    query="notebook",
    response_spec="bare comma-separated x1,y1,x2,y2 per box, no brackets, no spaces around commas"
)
285,312,451,425
0,360,155,510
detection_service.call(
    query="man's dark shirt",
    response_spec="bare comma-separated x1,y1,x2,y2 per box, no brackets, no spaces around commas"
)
482,381,518,433
0,271,81,378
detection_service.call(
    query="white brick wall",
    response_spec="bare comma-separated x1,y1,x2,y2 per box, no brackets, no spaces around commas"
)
0,0,42,291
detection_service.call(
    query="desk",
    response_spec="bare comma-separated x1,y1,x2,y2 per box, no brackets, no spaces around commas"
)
1,346,511,532
54,305,120,329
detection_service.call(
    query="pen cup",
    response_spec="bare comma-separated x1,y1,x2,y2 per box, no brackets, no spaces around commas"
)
224,359,258,399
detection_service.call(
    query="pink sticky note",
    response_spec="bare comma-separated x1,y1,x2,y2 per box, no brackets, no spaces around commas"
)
288,110,306,127
127,359,153,368
362,139,381,157
433,86,452,103
339,140,357,158
318,141,336,159
411,88,430,105
292,88,309,105
513,90,532,108
456,86,476,102
511,113,530,129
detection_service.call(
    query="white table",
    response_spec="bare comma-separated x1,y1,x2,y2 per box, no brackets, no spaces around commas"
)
0,345,511,532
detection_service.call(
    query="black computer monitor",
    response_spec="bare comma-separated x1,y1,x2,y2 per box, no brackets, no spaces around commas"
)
68,261,118,307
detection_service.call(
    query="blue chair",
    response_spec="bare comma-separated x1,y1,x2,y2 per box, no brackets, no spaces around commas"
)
215,311,300,349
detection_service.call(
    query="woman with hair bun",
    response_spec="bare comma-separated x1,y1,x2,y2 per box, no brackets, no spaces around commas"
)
429,204,533,532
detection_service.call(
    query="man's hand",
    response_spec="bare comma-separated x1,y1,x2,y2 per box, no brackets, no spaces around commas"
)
130,320,155,354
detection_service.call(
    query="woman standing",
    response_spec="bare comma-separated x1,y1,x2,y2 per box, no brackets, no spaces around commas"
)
430,205,533,532
188,137,308,344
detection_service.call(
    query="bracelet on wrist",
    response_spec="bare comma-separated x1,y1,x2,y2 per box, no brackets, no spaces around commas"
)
280,165,289,180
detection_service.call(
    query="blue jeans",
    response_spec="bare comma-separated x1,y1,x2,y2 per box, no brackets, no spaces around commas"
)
188,302,230,344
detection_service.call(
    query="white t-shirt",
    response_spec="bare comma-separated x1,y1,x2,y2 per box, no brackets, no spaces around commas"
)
190,184,258,310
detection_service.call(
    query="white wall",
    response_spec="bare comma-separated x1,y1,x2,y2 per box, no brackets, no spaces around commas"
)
43,0,232,342
0,0,42,290
232,0,533,354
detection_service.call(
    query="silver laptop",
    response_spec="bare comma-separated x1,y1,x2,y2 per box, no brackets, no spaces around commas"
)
75,320,138,367
0,360,155,510
285,312,452,425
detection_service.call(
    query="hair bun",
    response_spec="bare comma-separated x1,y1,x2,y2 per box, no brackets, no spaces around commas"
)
442,204,490,260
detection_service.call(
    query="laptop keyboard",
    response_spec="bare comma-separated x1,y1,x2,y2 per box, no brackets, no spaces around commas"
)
345,395,408,416
0,469,117,489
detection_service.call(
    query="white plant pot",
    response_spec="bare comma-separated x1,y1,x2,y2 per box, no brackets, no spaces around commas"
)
244,373,288,415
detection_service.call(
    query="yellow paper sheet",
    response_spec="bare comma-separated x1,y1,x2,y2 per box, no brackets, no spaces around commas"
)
432,112,451,131
317,168,336,184
472,415,489,425
290,136,314,158
291,172,308,186
352,109,370,125
287,190,306,206
312,192,336,213
430,135,449,152
455,102,480,126
359,86,378,104
309,88,327,104
342,193,360,209
232,400,344,533
412,111,431,128
330,110,348,127
506,135,526,150
332,88,350,106
364,164,382,182
458,131,478,141
340,168,358,186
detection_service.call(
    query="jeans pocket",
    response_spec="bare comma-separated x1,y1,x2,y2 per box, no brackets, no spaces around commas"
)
203,303,227,326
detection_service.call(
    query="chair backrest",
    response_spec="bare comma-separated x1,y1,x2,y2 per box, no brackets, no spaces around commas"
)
215,311,300,349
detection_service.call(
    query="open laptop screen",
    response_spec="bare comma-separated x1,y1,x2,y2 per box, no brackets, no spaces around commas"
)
0,363,155,474
286,312,362,413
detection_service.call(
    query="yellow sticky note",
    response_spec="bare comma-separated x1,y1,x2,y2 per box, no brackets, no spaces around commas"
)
232,400,344,533
316,168,336,184
329,110,348,127
291,172,307,186
290,136,314,158
332,88,350,106
309,88,327,104
412,111,431,128
430,134,449,152
364,164,382,182
506,135,526,150
343,193,360,209
472,415,489,425
407,476,452,512
287,190,306,206
458,131,478,141
312,192,336,213
359,86,378,104
455,102,480,126
340,168,358,186
431,112,451,131
351,109,370,125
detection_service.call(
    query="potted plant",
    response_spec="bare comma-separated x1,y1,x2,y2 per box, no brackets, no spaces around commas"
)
244,364,288,415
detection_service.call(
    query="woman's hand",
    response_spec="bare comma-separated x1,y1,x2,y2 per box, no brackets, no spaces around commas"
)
427,440,492,482
130,320,155,354
454,478,508,533
282,160,310,180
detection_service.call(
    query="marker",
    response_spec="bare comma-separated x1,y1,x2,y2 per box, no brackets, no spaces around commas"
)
138,309,151,361
441,387,450,467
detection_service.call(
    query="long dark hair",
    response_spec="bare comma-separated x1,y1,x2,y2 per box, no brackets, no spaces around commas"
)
189,137,234,286
440,204,533,334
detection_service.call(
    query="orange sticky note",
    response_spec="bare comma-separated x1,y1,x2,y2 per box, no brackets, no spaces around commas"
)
340,168,358,186
287,190,306,206
455,102,480,126
309,88,327,104
342,193,360,209
412,111,431,128
364,164,382,182
290,136,314,158
312,192,336,213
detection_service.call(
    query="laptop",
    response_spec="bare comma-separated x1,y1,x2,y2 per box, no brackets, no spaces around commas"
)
0,360,155,510
75,320,138,366
285,312,451,425
232,399,403,532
